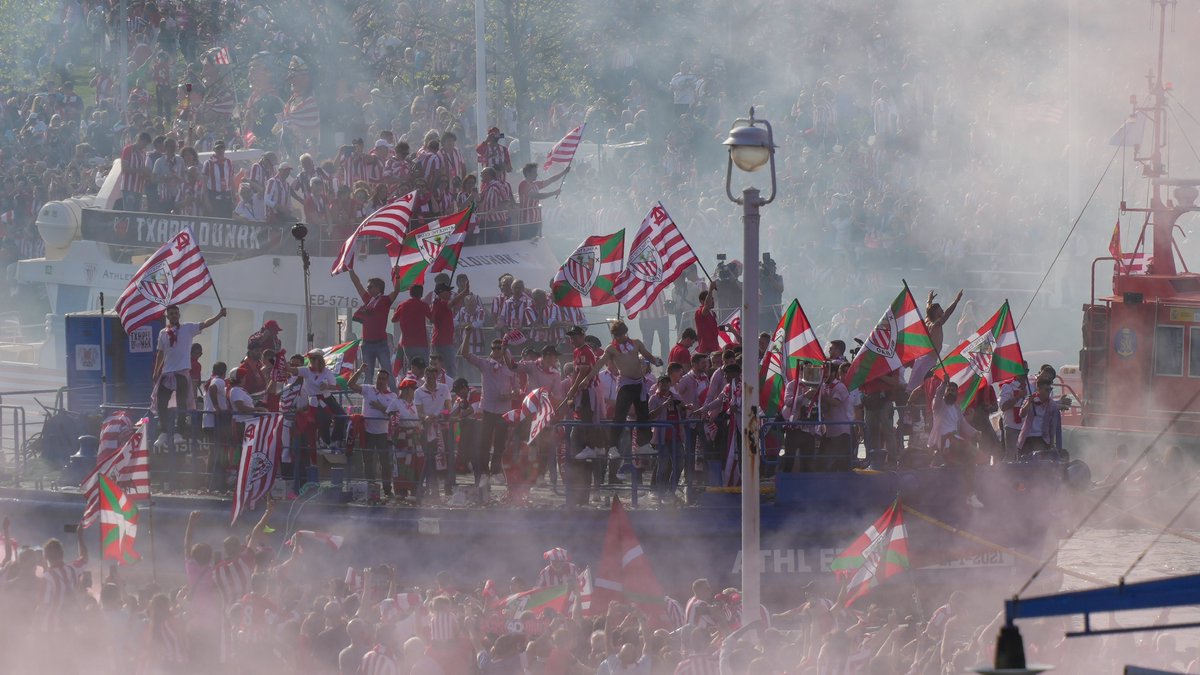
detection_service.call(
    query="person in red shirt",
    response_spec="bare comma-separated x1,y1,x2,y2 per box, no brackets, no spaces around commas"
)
670,327,697,367
430,282,468,376
349,267,402,388
694,287,719,354
390,285,433,374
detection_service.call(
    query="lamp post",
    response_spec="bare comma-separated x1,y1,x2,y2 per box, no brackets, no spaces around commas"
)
723,107,776,625
292,223,314,350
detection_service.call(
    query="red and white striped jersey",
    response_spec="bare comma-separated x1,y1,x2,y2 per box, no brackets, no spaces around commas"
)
213,548,255,604
339,154,368,188
439,146,466,179
500,294,531,330
291,167,330,201
143,618,188,667
523,302,562,344
414,148,443,184
536,561,579,588
476,142,511,173
281,94,320,141
203,156,234,192
248,158,275,189
481,179,511,225
360,646,399,675
489,294,510,325
427,611,461,643
384,156,410,183
120,143,147,195
265,175,290,215
35,559,82,631
365,156,386,185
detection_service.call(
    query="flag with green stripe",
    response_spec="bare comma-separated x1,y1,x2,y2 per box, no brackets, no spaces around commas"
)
551,230,625,306
936,301,1026,409
831,500,909,608
389,205,473,291
844,285,935,391
760,299,826,416
314,340,360,387
496,584,572,617
98,474,140,565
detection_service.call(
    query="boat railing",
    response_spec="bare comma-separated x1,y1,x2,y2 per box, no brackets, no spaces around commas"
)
0,404,26,484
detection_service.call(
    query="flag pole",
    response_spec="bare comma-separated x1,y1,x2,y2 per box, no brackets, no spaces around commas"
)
211,283,225,310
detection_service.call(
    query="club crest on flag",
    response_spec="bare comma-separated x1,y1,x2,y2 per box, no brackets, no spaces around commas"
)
416,223,456,264
137,261,174,306
965,332,997,377
565,246,600,294
627,240,664,283
866,311,898,359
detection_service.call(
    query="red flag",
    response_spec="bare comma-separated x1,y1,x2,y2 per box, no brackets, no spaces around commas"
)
1109,220,1125,273
593,497,670,627
502,387,555,443
543,123,586,171
81,417,150,527
212,46,232,65
330,191,416,275
231,413,284,524
613,202,700,318
114,226,215,332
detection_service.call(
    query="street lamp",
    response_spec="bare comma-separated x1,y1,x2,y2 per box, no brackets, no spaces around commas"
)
723,107,776,626
292,222,314,350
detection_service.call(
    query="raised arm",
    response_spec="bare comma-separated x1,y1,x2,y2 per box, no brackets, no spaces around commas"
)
635,340,662,366
184,510,200,559
200,307,228,330
345,364,367,394
348,268,367,297
246,500,274,550
76,520,88,565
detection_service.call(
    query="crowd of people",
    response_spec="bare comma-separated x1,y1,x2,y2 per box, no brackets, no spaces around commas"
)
2,508,1199,674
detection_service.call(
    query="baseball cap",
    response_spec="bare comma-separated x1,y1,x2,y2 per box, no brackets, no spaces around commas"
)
374,138,389,149
277,162,293,171
435,282,452,294
263,319,283,331
399,377,419,389
542,344,560,356
565,325,585,337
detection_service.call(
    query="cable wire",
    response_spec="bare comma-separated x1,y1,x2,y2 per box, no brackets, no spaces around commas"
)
1121,489,1200,580
1014,384,1200,597
1016,143,1123,328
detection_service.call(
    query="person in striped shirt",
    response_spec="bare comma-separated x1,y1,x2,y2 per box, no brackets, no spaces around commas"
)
33,529,88,634
202,140,234,217
247,151,277,195
479,167,514,241
118,131,152,210
439,131,466,179
475,126,512,174
414,133,444,184
265,163,296,222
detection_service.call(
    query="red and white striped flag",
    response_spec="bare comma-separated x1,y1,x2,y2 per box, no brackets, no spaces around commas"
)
231,413,284,525
717,309,741,348
98,410,134,458
543,123,586,171
502,387,555,443
502,329,527,346
613,202,699,318
286,530,345,552
212,46,232,65
115,227,215,332
331,191,416,275
81,417,150,527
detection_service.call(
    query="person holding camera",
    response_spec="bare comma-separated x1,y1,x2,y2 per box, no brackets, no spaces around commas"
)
475,126,512,174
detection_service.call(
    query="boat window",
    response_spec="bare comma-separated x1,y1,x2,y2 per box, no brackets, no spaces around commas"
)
262,312,300,355
1191,328,1200,378
1155,325,1185,376
219,308,255,364
179,304,215,364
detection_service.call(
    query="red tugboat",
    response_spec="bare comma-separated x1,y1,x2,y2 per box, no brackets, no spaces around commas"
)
1078,0,1200,441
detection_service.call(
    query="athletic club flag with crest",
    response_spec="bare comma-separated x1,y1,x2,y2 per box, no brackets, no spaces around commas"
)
231,413,285,525
390,204,473,290
115,226,215,332
761,299,826,416
844,285,935,391
81,417,150,528
830,500,910,608
331,191,416,275
551,230,625,306
98,474,140,565
613,202,699,318
543,123,586,171
936,301,1026,409
717,309,741,348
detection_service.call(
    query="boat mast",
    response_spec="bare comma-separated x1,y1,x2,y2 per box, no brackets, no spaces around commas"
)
1140,0,1177,275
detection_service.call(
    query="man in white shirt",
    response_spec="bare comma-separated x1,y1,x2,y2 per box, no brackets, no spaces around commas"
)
347,365,397,500
152,303,226,448
201,361,229,490
819,363,855,471
414,366,451,497
997,376,1028,457
228,369,267,427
